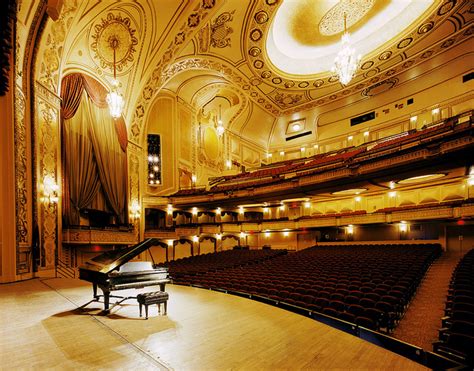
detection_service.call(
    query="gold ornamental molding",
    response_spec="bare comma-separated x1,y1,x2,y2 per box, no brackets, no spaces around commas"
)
63,229,137,245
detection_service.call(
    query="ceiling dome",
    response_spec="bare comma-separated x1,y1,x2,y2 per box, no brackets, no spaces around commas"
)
266,0,435,75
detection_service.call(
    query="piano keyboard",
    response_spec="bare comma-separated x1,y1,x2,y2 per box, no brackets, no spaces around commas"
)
112,279,170,290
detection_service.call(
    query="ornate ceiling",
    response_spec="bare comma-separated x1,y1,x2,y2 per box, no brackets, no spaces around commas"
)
39,0,473,147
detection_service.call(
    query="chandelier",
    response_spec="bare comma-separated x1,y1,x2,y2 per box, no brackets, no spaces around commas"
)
106,36,124,119
216,105,225,136
331,13,361,86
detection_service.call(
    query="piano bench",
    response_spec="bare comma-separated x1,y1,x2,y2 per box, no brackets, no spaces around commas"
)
137,291,169,319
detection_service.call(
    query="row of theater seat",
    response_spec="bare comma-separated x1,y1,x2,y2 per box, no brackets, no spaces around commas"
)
433,249,474,366
168,244,440,333
158,249,286,277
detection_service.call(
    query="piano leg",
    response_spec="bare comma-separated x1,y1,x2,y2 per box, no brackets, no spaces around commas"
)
159,283,166,291
93,283,98,299
103,290,110,312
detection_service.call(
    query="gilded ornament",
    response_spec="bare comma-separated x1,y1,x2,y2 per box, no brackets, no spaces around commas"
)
379,51,392,61
272,77,282,84
298,81,309,88
418,22,434,34
250,29,263,41
249,47,261,57
438,0,455,16
261,71,271,79
253,60,264,69
211,11,235,48
254,11,269,24
284,81,295,88
90,13,138,73
313,80,324,87
397,37,413,49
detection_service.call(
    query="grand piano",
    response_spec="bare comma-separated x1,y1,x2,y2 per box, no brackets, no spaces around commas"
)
79,238,170,313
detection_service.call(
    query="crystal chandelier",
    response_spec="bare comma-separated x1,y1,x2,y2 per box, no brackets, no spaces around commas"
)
331,13,361,86
106,36,124,119
216,105,225,136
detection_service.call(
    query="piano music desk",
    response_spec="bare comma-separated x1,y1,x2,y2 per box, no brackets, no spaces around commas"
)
137,291,169,319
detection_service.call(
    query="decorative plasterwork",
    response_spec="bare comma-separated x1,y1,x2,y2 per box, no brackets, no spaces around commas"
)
190,81,249,132
14,86,28,246
34,82,61,269
210,10,235,48
129,0,217,143
319,0,375,36
90,12,138,73
241,0,471,114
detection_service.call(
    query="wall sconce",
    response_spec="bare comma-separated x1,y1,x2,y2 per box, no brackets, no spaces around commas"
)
264,231,270,238
399,222,408,233
347,225,354,234
354,196,361,202
216,207,221,215
348,135,353,141
216,233,222,240
167,204,173,215
239,206,245,215
304,202,311,209
389,191,397,198
167,240,174,247
283,230,289,237
43,176,59,203
129,201,140,220
226,159,232,169
263,207,269,213
192,207,198,216
279,204,285,211
192,235,199,243
191,174,197,184
363,131,370,137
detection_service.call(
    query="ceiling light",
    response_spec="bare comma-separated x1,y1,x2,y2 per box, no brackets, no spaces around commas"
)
398,174,445,184
331,13,361,85
332,188,367,195
106,36,124,119
216,105,225,137
292,123,301,131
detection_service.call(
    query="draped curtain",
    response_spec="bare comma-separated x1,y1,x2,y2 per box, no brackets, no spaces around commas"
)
60,73,128,226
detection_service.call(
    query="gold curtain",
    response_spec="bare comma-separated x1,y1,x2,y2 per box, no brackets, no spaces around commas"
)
86,98,128,224
63,91,101,225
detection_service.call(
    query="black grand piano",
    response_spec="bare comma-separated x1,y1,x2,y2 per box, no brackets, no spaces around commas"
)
79,238,170,313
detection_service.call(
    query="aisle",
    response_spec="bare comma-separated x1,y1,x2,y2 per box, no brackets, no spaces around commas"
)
392,251,462,350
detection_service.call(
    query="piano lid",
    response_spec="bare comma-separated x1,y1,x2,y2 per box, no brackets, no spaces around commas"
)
79,238,162,274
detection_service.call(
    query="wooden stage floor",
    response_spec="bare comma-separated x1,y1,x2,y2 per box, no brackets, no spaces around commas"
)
0,278,426,370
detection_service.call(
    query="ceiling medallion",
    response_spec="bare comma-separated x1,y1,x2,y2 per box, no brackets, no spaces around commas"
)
319,0,375,36
90,13,138,72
